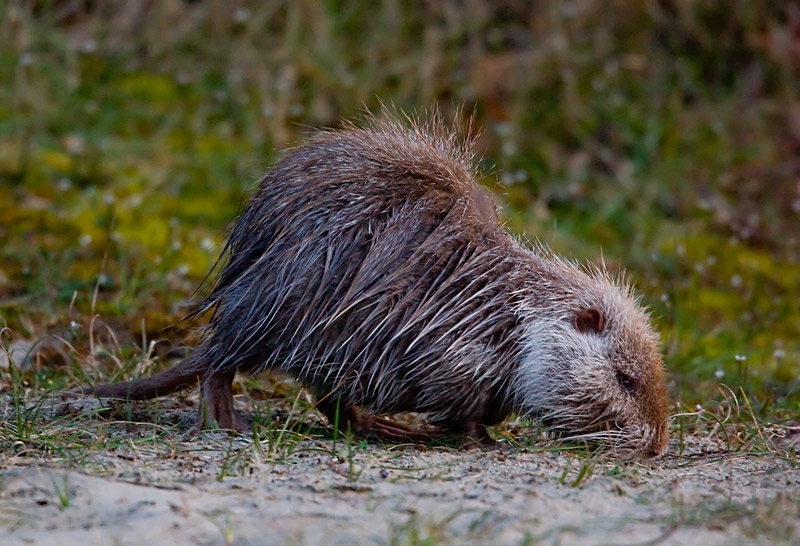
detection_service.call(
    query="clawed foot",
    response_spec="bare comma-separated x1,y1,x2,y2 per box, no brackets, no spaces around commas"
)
363,415,432,443
191,372,250,433
317,399,431,444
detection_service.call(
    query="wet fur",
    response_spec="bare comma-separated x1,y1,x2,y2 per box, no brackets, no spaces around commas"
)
85,114,669,456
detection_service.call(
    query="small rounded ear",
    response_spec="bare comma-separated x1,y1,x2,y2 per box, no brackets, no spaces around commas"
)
574,308,604,334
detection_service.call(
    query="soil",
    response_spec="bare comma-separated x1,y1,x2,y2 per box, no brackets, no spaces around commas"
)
1,396,798,545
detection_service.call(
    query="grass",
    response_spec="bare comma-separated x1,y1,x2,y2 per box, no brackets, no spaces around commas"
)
0,2,796,412
387,493,800,545
389,511,472,546
660,493,800,544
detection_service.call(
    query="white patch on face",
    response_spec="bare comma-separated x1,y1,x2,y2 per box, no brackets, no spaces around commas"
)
511,312,611,422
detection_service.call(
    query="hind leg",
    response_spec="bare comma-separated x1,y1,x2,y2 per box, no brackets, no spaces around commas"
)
193,372,250,432
442,420,496,447
316,398,430,443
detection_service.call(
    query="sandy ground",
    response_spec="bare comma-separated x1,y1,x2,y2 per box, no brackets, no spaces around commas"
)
1,398,799,545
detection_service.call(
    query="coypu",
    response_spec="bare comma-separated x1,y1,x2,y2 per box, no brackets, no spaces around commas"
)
83,113,670,457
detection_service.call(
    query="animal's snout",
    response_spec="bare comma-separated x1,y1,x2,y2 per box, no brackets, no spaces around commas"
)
645,424,670,458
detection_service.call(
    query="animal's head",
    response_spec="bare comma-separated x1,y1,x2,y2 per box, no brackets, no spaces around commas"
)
513,261,669,458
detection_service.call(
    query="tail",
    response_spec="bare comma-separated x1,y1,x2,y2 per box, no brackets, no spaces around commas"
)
81,358,205,400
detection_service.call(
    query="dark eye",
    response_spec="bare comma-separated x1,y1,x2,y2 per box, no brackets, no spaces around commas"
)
616,372,635,394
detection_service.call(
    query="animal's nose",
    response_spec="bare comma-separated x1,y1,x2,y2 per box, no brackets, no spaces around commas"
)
646,425,669,458
646,447,663,459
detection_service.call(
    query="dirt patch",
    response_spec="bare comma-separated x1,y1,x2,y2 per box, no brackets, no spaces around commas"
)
2,397,798,546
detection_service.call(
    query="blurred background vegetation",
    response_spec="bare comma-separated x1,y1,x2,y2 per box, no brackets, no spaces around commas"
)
0,0,798,414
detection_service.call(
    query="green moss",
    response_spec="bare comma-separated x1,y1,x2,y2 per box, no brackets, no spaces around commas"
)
0,1,797,414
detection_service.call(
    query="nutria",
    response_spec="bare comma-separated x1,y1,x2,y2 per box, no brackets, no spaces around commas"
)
83,113,670,457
